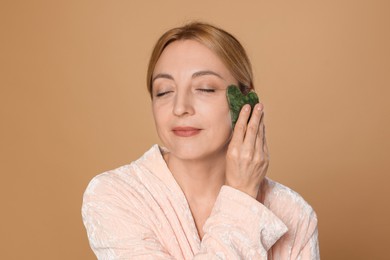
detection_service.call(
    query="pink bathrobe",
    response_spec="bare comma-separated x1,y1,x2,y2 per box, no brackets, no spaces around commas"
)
82,144,319,259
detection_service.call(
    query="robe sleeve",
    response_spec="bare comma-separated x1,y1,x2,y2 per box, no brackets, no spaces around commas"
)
268,184,320,260
297,227,320,259
293,209,320,259
82,176,317,259
194,186,288,259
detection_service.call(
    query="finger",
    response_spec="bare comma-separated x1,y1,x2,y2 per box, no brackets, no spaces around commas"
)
242,103,263,149
258,107,265,146
254,108,265,159
254,123,263,161
230,104,251,146
261,118,270,161
263,132,270,161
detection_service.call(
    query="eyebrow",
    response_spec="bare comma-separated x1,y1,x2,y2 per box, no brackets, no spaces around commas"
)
152,73,174,83
191,70,223,79
152,70,223,84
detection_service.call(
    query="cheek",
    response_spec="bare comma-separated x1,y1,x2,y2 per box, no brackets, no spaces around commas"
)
219,102,233,131
200,100,231,128
152,104,166,130
152,104,159,123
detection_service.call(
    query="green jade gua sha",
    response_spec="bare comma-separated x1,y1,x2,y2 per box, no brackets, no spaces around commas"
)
226,85,260,129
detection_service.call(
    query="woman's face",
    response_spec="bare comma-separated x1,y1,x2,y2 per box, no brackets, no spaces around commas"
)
152,40,238,161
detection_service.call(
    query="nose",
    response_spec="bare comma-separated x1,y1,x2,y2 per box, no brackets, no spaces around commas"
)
172,89,195,117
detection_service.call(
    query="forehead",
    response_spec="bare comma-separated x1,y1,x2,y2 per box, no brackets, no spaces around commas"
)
153,40,229,74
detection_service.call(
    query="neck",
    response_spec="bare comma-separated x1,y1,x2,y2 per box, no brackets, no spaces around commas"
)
164,150,226,203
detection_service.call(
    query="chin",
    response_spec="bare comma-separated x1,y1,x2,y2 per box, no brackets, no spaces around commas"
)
169,144,204,160
169,142,228,161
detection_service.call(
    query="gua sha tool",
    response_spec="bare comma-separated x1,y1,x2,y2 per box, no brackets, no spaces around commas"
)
226,85,260,129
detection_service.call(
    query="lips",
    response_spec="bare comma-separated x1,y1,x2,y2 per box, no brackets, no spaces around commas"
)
172,126,202,137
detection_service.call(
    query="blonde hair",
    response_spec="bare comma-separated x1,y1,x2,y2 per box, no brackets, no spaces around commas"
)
146,22,254,98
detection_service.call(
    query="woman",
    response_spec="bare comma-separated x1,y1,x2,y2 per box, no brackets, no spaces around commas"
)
82,22,319,259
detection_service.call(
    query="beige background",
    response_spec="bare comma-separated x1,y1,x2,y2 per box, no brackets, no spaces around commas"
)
1,0,389,259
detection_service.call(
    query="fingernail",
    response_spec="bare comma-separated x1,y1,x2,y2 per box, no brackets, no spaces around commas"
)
257,103,263,111
244,104,250,111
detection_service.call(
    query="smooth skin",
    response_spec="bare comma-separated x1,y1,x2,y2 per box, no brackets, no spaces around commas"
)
151,40,268,239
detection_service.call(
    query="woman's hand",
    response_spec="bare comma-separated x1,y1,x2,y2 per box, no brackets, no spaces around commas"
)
225,103,269,199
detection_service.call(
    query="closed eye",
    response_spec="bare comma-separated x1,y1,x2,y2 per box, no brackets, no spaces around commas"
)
197,89,215,93
156,91,173,97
